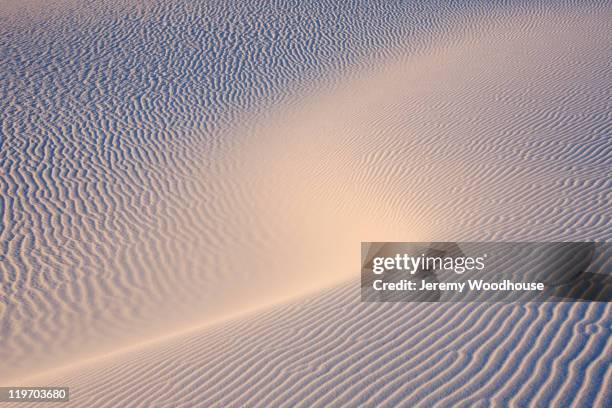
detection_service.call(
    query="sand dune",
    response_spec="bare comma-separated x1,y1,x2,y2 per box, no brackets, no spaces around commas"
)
1,0,610,406
11,284,612,407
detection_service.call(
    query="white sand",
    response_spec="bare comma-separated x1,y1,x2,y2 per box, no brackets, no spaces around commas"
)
1,0,610,406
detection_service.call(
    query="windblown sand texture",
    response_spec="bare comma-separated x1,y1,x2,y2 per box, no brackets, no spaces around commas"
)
1,0,610,406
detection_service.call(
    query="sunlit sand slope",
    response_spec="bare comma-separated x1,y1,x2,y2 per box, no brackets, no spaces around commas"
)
2,0,493,378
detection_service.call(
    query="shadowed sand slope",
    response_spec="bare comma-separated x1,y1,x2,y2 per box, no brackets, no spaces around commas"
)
1,0,611,406
13,284,612,407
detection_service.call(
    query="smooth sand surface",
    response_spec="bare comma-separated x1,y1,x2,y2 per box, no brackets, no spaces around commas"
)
1,0,610,406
